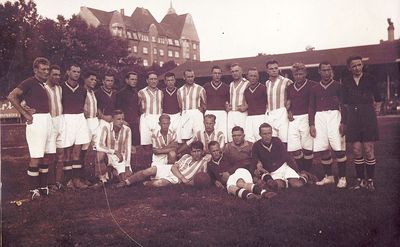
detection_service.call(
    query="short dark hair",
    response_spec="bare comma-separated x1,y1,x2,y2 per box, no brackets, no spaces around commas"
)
266,60,279,67
83,70,97,80
204,114,216,122
183,69,194,76
208,140,220,150
49,64,61,73
164,72,175,79
346,55,363,67
125,71,138,80
190,141,204,151
232,126,244,133
66,62,81,71
211,65,222,72
259,123,272,133
146,71,157,79
230,63,240,69
33,57,50,69
159,114,171,122
318,61,332,70
112,109,124,117
247,67,258,74
103,70,115,80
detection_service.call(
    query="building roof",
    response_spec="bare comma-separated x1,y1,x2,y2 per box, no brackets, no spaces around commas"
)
168,40,400,78
86,7,114,26
130,7,165,35
160,13,188,38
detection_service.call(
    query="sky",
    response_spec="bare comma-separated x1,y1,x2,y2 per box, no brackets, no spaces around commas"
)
3,0,400,61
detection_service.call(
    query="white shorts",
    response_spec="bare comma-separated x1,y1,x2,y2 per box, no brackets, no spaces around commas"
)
313,110,346,152
87,117,100,142
151,153,168,165
270,163,300,186
226,168,253,188
179,109,204,141
59,113,90,148
244,114,265,143
47,115,64,154
287,114,313,152
205,110,228,141
26,113,53,158
107,154,131,175
140,114,161,145
227,111,248,142
265,107,289,143
153,164,179,184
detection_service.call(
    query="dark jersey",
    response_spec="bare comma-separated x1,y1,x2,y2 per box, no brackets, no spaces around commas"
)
287,79,316,116
342,73,382,105
17,77,49,113
116,86,140,125
95,87,116,116
244,83,267,115
252,137,290,173
203,81,229,111
207,155,236,185
309,80,343,126
162,87,180,114
224,141,256,173
61,81,86,114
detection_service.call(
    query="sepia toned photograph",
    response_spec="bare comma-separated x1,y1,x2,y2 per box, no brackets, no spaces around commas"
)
1,0,399,246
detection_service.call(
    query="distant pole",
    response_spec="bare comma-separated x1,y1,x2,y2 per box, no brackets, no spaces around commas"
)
387,74,391,100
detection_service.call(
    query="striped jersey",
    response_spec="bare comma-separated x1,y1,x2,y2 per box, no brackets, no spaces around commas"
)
266,75,293,112
175,154,209,181
84,89,97,118
151,129,177,149
138,86,163,115
96,123,132,165
188,130,225,152
177,83,206,111
229,78,250,111
44,83,63,117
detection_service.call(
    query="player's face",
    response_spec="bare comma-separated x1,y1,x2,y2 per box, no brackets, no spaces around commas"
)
319,64,333,82
204,117,215,133
113,113,125,129
67,66,81,82
211,68,222,82
260,127,273,145
232,130,245,146
209,144,222,161
293,70,307,83
84,75,97,89
191,148,203,161
147,74,158,88
165,76,176,89
266,63,279,78
159,118,170,132
230,65,242,80
48,69,61,85
349,59,363,77
103,76,114,90
34,63,50,82
184,71,195,85
247,70,259,85
126,74,138,87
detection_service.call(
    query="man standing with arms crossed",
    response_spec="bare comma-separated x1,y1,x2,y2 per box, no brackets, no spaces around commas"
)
342,56,382,191
8,57,53,199
95,71,117,124
226,63,249,142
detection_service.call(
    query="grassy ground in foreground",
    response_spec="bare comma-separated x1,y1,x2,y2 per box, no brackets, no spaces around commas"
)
1,117,400,246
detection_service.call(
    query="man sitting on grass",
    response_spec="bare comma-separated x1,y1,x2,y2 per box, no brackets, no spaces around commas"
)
116,141,209,187
151,114,179,166
207,141,276,200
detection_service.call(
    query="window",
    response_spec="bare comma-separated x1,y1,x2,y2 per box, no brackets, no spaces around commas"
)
153,48,157,54
140,34,149,41
185,53,190,59
143,47,148,54
168,38,173,45
133,45,138,53
174,40,180,46
159,61,164,67
168,50,173,57
127,31,132,39
193,54,197,60
132,32,138,40
159,49,164,56
193,43,197,50
143,59,148,66
174,51,180,58
151,36,156,42
111,26,123,37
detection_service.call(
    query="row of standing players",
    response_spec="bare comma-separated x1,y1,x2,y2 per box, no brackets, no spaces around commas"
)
7,56,381,200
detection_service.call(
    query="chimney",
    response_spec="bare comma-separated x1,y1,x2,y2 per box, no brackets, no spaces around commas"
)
387,18,394,41
120,8,125,16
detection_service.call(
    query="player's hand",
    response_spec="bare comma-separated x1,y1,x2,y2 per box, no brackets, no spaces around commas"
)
225,101,232,112
24,114,33,125
131,145,137,155
339,123,346,137
287,111,294,122
310,125,316,138
23,105,36,115
215,180,225,189
220,172,230,182
115,152,123,162
180,177,190,184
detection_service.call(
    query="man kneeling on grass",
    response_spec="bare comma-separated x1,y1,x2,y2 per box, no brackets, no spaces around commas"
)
116,141,209,187
253,123,314,190
207,141,276,200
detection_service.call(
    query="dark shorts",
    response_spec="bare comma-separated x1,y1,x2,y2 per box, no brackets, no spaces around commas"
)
128,121,141,146
345,104,379,142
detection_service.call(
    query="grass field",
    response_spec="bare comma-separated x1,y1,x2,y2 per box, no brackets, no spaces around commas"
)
1,116,400,246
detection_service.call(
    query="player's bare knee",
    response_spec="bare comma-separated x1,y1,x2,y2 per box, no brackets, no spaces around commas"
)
236,178,245,188
352,142,363,157
168,151,177,163
227,185,239,195
143,166,157,177
275,179,286,190
289,178,304,188
363,142,375,159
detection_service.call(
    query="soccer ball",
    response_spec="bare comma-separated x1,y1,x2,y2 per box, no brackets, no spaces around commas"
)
193,172,211,188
